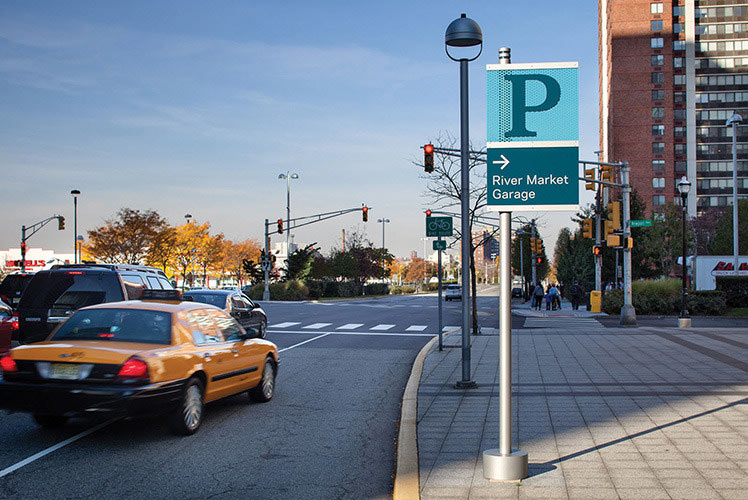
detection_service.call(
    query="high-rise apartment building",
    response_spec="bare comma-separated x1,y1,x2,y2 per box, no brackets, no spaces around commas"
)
600,0,747,217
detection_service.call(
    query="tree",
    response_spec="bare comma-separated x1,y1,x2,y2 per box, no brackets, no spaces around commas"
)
285,244,318,281
147,226,177,274
418,132,488,334
173,222,210,288
708,199,748,255
197,232,226,284
511,223,550,292
222,239,262,286
86,208,168,264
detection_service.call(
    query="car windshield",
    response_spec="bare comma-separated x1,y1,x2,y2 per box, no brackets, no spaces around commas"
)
51,308,172,344
184,293,227,308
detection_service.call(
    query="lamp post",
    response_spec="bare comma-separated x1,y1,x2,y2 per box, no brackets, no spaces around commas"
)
445,12,481,390
70,190,80,263
678,176,691,328
377,218,390,248
77,235,84,263
726,113,743,275
278,172,299,268
184,213,192,224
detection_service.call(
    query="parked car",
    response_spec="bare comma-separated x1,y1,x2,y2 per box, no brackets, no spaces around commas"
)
0,299,16,355
0,290,279,435
511,287,523,298
445,284,462,301
0,272,35,309
16,264,173,345
182,289,267,338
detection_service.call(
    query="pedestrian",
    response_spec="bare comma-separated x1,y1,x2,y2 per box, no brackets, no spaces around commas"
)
545,291,552,310
550,284,560,310
570,281,583,310
532,282,544,311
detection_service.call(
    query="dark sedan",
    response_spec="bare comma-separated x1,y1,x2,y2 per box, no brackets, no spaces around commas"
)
182,290,267,338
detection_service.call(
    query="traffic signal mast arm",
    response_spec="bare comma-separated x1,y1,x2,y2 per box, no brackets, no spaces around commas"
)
422,144,486,164
578,160,626,188
264,206,371,236
22,215,65,242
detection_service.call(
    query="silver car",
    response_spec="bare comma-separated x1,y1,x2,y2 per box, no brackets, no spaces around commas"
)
445,285,462,301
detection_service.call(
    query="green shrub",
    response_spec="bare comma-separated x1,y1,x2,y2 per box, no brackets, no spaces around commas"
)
425,282,439,292
364,283,390,295
401,286,417,294
267,280,309,301
715,276,748,307
688,291,727,315
247,283,265,301
390,286,403,295
603,279,726,315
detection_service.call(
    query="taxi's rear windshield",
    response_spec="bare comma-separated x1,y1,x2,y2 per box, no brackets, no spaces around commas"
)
52,308,172,344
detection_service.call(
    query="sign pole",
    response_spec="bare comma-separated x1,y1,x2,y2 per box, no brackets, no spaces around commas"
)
20,226,26,273
620,162,637,326
263,219,270,301
437,236,443,351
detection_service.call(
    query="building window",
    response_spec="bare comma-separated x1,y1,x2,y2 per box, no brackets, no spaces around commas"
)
652,160,665,171
674,143,686,155
674,92,686,103
653,89,665,101
652,72,665,83
673,109,687,120
674,126,686,137
653,178,665,188
651,20,663,31
673,40,685,51
653,142,665,153
652,37,664,49
652,107,665,118
673,23,683,33
675,161,687,172
652,195,666,206
651,3,663,14
674,74,686,85
673,6,684,16
673,57,684,68
652,125,665,136
652,55,664,66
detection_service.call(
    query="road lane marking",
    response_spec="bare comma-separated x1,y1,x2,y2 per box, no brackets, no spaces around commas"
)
0,418,116,479
443,326,459,331
336,323,364,330
406,325,427,331
278,333,331,353
303,323,333,329
269,329,433,337
371,324,395,331
270,322,301,328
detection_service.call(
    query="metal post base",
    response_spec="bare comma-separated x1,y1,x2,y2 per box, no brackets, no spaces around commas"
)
454,380,478,389
482,449,528,481
678,317,692,328
619,304,637,327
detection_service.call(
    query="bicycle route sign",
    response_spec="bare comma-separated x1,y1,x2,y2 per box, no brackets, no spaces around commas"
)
426,217,453,237
433,239,447,251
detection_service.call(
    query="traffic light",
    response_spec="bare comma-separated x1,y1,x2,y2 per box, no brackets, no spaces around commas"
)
536,256,543,264
424,144,434,173
584,168,596,191
277,219,283,234
58,216,65,230
607,201,621,230
426,209,432,217
592,245,602,256
582,218,593,239
606,233,622,247
529,237,537,253
534,238,543,254
20,242,26,254
623,236,634,249
362,206,369,222
604,220,614,238
601,170,612,183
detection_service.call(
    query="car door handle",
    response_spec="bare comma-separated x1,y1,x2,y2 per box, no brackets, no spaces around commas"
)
231,348,239,355
203,353,212,360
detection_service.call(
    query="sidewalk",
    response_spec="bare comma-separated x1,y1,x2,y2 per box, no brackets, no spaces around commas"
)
407,318,748,499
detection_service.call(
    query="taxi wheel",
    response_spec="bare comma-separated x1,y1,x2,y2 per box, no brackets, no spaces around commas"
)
258,320,267,339
33,414,68,428
249,357,275,403
169,377,204,435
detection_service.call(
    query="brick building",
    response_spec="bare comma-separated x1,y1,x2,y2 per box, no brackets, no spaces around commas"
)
600,0,747,217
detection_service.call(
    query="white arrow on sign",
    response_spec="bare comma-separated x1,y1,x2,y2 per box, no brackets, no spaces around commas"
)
492,154,510,170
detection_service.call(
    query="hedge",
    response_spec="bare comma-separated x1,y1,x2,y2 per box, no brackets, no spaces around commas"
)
602,279,726,315
715,276,748,308
246,280,309,301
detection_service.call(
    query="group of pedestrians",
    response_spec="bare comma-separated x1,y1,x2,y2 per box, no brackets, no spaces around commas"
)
530,280,586,311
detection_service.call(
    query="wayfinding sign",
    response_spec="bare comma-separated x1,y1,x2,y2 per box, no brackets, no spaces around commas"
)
433,240,447,251
486,62,579,211
426,217,453,237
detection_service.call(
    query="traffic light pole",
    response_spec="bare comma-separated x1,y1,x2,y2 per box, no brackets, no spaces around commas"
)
595,179,602,293
263,219,270,301
437,236,443,351
19,215,64,273
620,162,637,326
530,220,537,287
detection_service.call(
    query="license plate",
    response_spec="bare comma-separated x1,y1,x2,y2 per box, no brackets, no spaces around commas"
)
50,363,79,380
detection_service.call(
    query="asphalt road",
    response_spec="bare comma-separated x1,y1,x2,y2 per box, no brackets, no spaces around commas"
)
0,291,503,500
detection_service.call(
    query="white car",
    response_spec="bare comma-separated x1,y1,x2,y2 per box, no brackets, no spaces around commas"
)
445,284,462,301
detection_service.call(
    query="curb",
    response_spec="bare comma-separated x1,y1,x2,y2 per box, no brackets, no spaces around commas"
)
393,329,456,500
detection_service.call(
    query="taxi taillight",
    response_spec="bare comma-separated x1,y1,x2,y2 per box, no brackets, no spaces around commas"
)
116,357,149,380
0,355,17,373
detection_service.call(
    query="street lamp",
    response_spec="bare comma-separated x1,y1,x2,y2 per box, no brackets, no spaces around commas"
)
184,213,192,224
446,12,481,390
678,176,691,327
377,218,390,248
278,172,299,268
70,190,80,263
726,112,743,275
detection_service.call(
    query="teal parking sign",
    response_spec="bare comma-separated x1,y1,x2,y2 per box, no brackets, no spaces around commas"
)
486,62,579,211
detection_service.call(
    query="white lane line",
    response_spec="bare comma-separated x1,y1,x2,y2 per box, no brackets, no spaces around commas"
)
405,325,428,331
268,329,433,337
336,323,364,330
371,324,395,331
0,418,116,479
270,322,301,328
443,326,459,331
303,323,333,329
278,333,331,353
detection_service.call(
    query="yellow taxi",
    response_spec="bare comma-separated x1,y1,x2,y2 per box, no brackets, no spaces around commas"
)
0,290,279,435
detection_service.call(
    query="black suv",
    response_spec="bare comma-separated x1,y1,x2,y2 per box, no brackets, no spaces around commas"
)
16,264,173,344
0,272,36,309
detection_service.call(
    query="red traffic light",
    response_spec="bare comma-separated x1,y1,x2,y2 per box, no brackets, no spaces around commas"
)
424,144,434,173
362,206,369,222
426,209,432,217
592,245,602,256
277,219,284,234
536,256,542,264
424,144,434,154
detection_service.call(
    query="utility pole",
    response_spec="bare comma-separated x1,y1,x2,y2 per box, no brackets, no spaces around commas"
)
530,219,537,286
620,161,637,326
594,166,602,293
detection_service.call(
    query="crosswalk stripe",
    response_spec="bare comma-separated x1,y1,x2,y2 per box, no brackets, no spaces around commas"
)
336,323,364,330
303,323,333,329
270,322,301,328
371,324,395,331
443,326,459,331
524,317,601,329
406,325,427,331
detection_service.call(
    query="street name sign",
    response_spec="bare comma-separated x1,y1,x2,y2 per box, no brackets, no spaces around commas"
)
426,217,453,237
630,219,652,228
486,62,579,211
433,240,447,251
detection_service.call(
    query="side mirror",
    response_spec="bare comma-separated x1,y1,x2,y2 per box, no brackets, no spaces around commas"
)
242,328,259,339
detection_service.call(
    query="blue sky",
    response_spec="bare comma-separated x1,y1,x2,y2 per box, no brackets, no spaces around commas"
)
0,0,599,259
